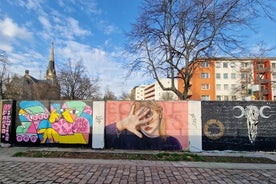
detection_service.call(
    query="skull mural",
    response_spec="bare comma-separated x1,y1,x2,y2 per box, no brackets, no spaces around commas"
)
233,105,271,144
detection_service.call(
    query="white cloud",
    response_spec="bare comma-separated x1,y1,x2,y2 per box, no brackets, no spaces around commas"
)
67,17,91,37
0,18,32,40
38,16,51,31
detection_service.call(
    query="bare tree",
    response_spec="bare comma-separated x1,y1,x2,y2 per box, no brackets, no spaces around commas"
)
161,92,175,100
0,50,8,99
58,60,100,100
103,87,117,100
127,0,274,100
119,92,131,100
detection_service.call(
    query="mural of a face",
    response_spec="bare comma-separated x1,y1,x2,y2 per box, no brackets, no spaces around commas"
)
140,110,161,138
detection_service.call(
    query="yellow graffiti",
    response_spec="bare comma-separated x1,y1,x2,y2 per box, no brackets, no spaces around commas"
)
203,119,225,140
62,109,74,123
38,128,88,144
49,109,60,123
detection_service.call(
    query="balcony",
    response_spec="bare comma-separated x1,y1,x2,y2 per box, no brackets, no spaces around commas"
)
256,67,269,74
258,79,270,84
262,89,269,95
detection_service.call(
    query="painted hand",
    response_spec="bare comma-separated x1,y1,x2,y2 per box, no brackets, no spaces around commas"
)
116,104,153,138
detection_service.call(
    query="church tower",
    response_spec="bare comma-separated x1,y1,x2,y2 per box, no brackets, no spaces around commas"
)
46,42,57,83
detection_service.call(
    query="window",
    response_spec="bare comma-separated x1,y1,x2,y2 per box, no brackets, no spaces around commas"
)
231,73,236,79
223,73,228,79
200,61,209,68
224,84,228,90
257,64,264,69
216,73,221,79
230,63,235,68
224,96,229,101
231,84,236,89
223,62,228,68
241,73,247,79
201,95,210,100
272,63,276,68
201,84,210,90
241,62,248,67
216,62,221,68
216,84,221,90
216,95,222,100
201,73,209,78
231,96,237,100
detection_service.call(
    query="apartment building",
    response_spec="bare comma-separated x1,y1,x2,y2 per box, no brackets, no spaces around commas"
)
180,58,276,101
133,85,147,100
134,78,178,100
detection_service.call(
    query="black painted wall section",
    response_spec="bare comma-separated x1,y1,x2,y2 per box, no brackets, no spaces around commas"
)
202,101,276,151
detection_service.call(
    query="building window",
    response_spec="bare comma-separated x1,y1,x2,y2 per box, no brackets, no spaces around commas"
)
201,73,209,78
216,84,221,90
223,73,228,79
223,62,228,68
224,96,229,101
200,61,209,68
241,62,248,67
201,95,210,100
231,73,236,79
216,73,221,79
231,84,236,89
272,63,276,68
216,62,221,68
201,83,210,90
241,73,247,79
224,84,228,90
231,96,237,100
216,95,222,100
230,63,235,68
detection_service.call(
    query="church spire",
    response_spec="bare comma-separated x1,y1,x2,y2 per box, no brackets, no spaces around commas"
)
46,42,56,81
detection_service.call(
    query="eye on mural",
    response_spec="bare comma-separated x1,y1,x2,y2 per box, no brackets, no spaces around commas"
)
105,101,188,150
202,101,276,151
16,101,93,145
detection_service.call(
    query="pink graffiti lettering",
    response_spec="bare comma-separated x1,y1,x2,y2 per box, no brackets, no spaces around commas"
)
2,104,11,115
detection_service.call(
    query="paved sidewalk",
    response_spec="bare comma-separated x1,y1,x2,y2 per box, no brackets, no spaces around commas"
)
0,147,275,183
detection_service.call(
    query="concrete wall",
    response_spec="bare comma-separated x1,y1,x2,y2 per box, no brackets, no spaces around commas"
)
0,100,275,151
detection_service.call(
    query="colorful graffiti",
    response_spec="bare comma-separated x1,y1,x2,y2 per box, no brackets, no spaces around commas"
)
105,101,188,150
1,102,13,143
16,101,92,145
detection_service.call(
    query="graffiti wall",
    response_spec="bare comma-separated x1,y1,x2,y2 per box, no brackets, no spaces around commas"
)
105,101,188,150
202,101,276,151
1,100,15,144
15,100,93,145
1,100,275,151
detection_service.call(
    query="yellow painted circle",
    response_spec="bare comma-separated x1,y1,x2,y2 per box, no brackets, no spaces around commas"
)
203,119,224,140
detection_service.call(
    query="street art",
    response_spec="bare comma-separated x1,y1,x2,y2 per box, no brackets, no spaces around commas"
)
105,101,188,150
233,105,271,144
203,119,224,141
202,101,276,151
16,101,48,143
16,101,92,145
1,102,13,143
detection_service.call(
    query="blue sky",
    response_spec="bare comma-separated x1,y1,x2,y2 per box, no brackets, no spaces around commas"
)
0,0,276,97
